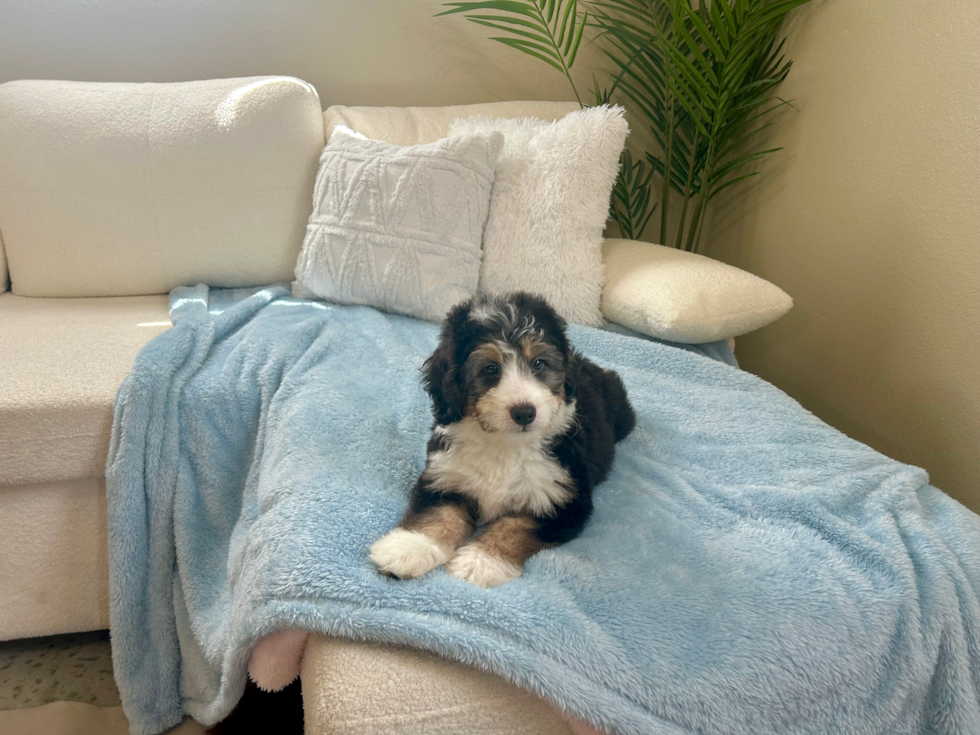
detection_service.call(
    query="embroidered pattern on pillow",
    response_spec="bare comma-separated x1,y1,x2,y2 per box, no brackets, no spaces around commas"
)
294,127,502,322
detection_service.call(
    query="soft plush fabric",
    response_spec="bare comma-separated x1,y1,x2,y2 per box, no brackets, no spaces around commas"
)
0,479,109,641
0,77,323,297
601,239,794,343
323,101,580,146
293,127,502,322
449,107,628,327
302,637,576,735
0,292,171,486
108,285,980,735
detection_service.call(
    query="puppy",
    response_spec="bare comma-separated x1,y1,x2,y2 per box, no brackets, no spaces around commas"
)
370,292,635,587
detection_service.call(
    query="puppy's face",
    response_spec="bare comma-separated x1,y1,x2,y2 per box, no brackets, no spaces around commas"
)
464,333,565,434
423,293,573,435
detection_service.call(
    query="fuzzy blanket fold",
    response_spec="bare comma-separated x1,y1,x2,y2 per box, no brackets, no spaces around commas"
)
107,285,980,735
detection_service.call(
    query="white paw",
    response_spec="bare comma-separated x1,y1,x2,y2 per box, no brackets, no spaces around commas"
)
369,528,451,579
445,544,521,587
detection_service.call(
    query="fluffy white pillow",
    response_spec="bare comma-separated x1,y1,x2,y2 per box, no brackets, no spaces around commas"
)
600,239,793,343
449,106,628,327
293,127,502,322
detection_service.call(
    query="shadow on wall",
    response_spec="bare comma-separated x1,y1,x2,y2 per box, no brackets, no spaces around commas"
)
706,0,980,511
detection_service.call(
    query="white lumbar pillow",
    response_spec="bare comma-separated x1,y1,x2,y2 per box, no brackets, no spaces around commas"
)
449,106,629,327
600,239,793,343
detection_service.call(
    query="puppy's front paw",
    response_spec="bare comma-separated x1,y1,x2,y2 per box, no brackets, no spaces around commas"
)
446,544,521,587
369,528,451,580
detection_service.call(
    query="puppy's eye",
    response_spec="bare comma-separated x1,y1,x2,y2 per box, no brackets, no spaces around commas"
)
483,364,499,376
531,358,546,371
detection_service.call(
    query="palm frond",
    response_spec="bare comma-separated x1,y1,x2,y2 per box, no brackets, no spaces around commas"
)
440,0,813,251
438,0,591,104
610,149,657,240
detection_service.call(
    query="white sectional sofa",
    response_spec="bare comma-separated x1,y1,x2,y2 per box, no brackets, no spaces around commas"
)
0,76,581,732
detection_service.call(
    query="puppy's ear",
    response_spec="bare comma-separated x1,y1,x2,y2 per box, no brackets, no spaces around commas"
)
563,351,578,401
422,301,472,425
512,292,570,355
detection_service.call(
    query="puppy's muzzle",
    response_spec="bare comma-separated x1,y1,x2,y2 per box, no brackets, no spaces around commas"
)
509,403,537,427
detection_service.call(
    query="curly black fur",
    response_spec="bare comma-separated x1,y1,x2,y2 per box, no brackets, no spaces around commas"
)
416,292,635,549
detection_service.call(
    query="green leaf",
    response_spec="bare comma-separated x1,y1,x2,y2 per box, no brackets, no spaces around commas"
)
437,1,539,19
676,3,725,69
468,19,553,45
568,10,588,65
463,13,547,31
492,36,562,66
709,147,782,184
558,0,575,47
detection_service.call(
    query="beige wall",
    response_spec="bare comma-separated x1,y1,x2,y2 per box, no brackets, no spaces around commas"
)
0,0,591,107
707,0,980,511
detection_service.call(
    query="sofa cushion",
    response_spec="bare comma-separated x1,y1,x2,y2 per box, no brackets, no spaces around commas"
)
0,293,171,486
0,77,324,297
323,100,580,146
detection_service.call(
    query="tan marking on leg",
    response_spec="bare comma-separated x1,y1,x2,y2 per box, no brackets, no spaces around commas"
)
475,515,550,568
402,502,474,552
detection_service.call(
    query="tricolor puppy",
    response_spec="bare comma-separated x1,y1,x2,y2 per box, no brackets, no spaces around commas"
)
370,292,635,587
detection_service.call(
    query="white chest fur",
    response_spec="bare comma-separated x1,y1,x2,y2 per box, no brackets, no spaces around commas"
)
425,415,574,523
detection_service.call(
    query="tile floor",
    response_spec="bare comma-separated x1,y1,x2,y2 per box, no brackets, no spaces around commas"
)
0,631,208,734
0,630,120,710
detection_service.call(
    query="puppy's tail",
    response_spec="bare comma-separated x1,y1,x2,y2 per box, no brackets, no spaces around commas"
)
603,370,636,442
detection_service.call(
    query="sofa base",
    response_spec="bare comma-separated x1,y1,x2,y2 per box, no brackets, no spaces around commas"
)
301,635,576,735
0,478,109,641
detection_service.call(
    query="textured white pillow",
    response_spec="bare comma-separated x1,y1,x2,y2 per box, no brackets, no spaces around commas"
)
600,239,793,343
293,127,502,322
449,106,628,327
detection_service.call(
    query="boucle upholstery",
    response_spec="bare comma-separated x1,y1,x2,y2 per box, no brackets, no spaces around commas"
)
0,77,324,297
0,479,110,641
301,636,574,735
0,293,170,487
323,100,580,146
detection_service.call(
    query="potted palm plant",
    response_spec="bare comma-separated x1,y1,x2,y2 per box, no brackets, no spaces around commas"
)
437,0,811,253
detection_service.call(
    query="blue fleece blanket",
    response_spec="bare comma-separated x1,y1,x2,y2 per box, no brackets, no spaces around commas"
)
107,285,980,735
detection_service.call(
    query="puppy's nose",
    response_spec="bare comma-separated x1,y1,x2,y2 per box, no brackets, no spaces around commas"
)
510,404,537,426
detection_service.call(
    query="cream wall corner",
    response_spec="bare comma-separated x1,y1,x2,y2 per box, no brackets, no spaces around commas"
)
707,0,980,511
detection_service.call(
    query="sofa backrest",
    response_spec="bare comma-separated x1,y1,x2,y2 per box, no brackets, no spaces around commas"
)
323,100,580,146
0,77,324,297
